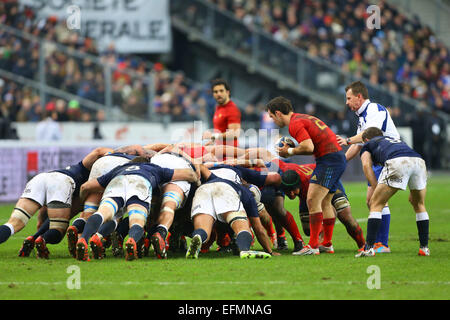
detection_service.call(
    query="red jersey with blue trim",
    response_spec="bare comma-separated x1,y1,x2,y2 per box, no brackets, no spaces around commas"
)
289,113,341,158
213,100,241,147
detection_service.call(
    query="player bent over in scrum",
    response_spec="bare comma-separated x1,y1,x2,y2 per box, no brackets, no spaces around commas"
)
356,127,430,257
0,147,112,258
77,157,198,261
67,145,153,257
186,164,281,259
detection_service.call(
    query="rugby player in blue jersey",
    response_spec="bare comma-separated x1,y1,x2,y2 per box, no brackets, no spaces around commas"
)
0,147,113,258
76,157,199,261
356,127,430,257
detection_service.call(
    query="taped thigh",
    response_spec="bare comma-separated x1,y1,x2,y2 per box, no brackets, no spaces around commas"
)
83,201,99,214
127,206,148,222
11,207,33,225
332,195,350,213
100,198,120,217
49,218,69,230
161,191,184,210
225,211,248,227
47,201,71,209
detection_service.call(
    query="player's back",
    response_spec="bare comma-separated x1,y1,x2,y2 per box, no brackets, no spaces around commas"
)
289,113,341,158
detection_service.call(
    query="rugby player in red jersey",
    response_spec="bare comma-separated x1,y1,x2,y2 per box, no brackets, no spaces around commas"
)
266,96,347,255
202,79,241,148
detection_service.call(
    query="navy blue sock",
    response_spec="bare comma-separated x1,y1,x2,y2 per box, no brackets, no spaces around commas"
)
191,228,208,243
98,220,118,238
117,217,129,238
235,230,253,252
129,224,144,242
375,208,390,246
416,220,429,247
72,218,86,233
81,214,103,241
0,225,13,244
42,229,64,244
33,219,49,239
156,225,168,239
366,215,382,249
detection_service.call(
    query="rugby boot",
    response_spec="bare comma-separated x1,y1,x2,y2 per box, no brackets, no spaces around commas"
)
151,232,167,259
18,236,35,257
125,238,138,261
89,234,105,259
35,236,50,259
76,238,90,261
66,225,78,258
110,230,124,257
418,247,430,256
186,234,202,259
292,244,320,256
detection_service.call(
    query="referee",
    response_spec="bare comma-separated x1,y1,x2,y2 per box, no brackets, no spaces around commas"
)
337,81,400,253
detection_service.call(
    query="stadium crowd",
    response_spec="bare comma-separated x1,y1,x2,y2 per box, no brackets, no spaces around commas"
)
206,0,450,114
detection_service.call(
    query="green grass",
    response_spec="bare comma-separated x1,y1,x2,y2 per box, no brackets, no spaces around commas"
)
0,175,449,300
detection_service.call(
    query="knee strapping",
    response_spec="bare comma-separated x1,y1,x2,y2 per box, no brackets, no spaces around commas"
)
161,191,183,209
49,218,69,230
128,208,148,222
11,207,32,225
332,196,350,213
47,201,71,209
226,211,248,227
83,202,99,214
100,198,119,215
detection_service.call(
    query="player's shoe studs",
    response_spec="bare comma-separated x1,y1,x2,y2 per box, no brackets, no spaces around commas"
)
76,238,90,261
19,236,35,257
239,250,272,259
35,236,50,259
89,234,104,260
110,231,124,257
151,232,168,259
125,238,138,261
292,244,320,256
186,234,202,259
67,226,78,258
355,247,375,258
418,247,430,256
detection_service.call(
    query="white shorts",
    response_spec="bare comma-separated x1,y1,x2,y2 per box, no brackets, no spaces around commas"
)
89,155,130,180
191,182,243,223
102,174,152,208
378,157,427,190
150,153,192,197
21,172,75,206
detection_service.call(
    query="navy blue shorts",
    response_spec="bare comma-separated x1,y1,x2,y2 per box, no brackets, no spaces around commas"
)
310,151,347,193
367,164,383,187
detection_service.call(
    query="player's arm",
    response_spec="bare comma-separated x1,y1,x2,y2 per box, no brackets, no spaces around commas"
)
345,144,363,161
361,151,377,188
171,168,199,184
248,216,278,255
223,158,266,168
277,139,314,157
82,147,114,170
79,179,105,202
143,143,170,152
114,144,146,156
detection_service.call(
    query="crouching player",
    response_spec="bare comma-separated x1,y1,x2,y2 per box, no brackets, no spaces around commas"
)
356,127,430,257
0,147,112,258
76,157,198,261
186,164,281,259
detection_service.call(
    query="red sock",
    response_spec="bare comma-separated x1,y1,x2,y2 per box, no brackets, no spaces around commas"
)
283,211,304,242
262,215,276,240
308,212,323,249
351,225,366,249
322,217,336,247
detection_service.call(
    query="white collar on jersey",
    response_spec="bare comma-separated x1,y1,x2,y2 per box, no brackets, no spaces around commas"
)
356,99,371,116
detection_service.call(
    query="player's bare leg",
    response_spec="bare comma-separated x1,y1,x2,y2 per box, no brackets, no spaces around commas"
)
409,188,430,256
187,213,215,259
125,204,148,261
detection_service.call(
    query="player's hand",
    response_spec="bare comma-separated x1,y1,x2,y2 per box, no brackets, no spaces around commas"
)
276,142,290,158
336,135,347,146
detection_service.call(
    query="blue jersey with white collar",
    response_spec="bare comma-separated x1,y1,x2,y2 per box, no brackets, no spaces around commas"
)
360,136,421,166
97,162,174,189
53,161,90,194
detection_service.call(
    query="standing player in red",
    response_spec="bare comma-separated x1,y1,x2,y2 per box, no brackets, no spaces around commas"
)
202,79,241,148
266,96,347,255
